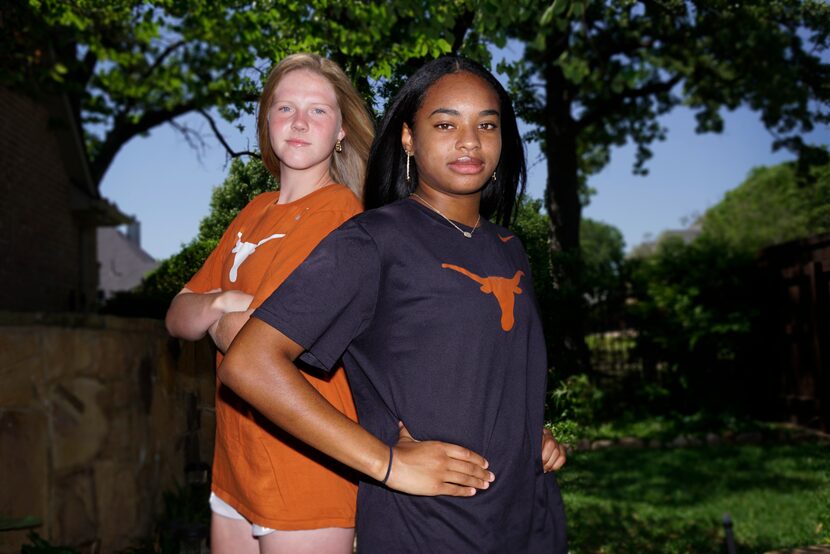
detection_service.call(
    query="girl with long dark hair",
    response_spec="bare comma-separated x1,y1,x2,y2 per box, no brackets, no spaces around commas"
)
219,56,568,552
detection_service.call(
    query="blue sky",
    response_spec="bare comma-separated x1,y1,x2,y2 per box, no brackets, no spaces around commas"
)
100,102,829,261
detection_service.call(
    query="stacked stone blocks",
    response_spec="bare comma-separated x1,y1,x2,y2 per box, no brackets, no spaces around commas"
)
0,313,215,553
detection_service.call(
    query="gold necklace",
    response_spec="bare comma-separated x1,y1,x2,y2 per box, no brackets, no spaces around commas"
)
410,193,481,239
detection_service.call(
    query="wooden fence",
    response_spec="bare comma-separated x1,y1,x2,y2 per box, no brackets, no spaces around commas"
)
756,231,830,430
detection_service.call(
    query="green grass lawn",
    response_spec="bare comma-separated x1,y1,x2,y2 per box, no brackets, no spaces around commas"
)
558,442,830,553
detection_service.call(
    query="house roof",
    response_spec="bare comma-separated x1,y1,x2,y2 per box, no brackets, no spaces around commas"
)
97,226,159,297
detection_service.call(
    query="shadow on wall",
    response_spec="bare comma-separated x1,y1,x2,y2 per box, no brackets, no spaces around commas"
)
0,312,215,554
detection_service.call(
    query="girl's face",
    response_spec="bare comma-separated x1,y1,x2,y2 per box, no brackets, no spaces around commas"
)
402,71,501,199
268,69,345,174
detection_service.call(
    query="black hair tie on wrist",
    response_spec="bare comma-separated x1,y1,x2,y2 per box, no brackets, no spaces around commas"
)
382,445,394,484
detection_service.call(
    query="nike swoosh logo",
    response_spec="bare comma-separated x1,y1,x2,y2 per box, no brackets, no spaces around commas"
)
498,234,515,243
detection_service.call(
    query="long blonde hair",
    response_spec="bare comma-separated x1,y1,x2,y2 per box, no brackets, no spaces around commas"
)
257,53,374,199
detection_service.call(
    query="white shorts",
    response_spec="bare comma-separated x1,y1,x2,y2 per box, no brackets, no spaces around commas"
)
209,492,275,537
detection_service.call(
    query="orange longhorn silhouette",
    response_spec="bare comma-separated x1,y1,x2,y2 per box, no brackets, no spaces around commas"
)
441,264,524,331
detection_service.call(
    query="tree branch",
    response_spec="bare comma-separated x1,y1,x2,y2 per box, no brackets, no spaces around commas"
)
450,9,475,53
142,39,185,80
80,48,97,85
168,118,209,162
89,86,259,185
90,102,198,184
198,109,260,159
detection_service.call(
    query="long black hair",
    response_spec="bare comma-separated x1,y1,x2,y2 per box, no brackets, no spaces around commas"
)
364,56,526,226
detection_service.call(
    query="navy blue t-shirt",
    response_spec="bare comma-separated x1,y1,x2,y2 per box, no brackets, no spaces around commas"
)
254,198,567,553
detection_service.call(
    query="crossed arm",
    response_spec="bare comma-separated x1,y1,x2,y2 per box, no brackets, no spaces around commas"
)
165,287,254,353
167,288,566,487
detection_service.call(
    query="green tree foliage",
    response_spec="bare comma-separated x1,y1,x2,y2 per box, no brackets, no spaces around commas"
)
512,197,627,324
628,235,757,413
496,0,830,250
9,1,829,375
512,197,559,366
486,0,830,374
512,196,553,292
512,198,627,355
699,162,830,252
2,1,477,187
581,218,625,309
512,198,625,419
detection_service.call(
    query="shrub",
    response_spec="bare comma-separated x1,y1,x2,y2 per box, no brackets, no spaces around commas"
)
549,373,605,427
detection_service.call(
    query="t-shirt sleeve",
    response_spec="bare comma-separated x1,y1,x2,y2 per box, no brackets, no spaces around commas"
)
249,208,359,309
252,219,380,371
185,236,228,292
185,195,269,292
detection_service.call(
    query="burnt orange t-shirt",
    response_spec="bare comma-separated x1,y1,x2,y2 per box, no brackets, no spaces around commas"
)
186,183,361,530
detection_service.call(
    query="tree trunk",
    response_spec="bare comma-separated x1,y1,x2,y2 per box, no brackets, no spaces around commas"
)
540,53,590,380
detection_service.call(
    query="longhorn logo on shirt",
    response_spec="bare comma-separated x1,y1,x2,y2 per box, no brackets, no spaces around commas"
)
441,264,524,331
228,231,285,282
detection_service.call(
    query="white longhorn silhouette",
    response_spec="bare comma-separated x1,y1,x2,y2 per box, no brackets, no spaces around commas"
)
228,231,285,282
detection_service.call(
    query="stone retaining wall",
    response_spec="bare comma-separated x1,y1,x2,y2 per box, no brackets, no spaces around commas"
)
0,312,215,553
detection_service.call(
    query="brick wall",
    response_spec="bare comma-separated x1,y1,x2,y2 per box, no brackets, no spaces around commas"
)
0,87,95,312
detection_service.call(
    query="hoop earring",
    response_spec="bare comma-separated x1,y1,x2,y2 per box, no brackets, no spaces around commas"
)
335,140,343,153
406,152,411,182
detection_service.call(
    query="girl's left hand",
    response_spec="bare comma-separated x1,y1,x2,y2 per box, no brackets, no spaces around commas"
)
541,428,567,473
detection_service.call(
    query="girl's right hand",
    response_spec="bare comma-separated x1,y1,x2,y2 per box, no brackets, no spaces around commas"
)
384,422,495,497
